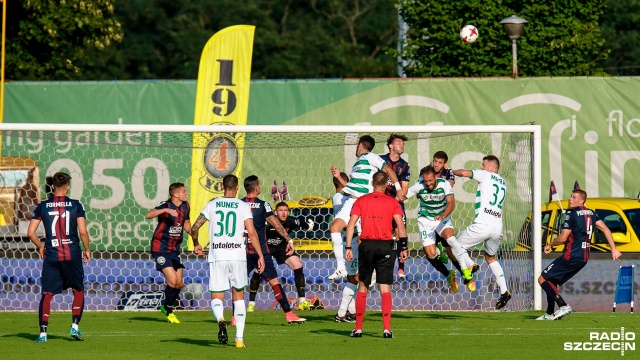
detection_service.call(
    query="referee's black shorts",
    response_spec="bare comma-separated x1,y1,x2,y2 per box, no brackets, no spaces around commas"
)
358,240,396,285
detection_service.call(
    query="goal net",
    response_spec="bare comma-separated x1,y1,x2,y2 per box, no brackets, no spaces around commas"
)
0,124,541,312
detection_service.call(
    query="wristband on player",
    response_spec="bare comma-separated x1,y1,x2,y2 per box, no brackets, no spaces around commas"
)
287,239,294,244
399,237,408,250
345,246,352,249
394,182,401,191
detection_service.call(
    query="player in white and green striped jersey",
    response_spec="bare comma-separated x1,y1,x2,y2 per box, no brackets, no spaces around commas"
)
453,155,511,309
328,135,405,281
406,165,473,293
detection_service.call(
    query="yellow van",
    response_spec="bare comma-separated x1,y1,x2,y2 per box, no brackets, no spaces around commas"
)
285,196,333,251
518,197,640,253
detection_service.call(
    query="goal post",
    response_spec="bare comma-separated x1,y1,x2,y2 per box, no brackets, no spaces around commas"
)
0,123,542,311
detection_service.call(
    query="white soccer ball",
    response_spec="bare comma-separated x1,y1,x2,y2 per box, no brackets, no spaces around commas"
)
182,283,205,300
460,25,479,43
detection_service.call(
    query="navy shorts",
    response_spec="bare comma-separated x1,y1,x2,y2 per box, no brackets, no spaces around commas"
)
41,257,84,294
358,240,396,285
247,252,278,280
152,252,185,272
541,257,587,285
269,245,299,265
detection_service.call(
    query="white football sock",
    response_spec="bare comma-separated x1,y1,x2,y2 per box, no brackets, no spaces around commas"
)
489,261,508,294
445,236,468,270
338,282,357,317
233,300,246,339
331,232,346,271
211,298,224,322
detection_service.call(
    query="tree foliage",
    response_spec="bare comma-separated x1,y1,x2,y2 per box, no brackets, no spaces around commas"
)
394,0,610,77
4,0,123,80
598,0,640,75
80,0,398,80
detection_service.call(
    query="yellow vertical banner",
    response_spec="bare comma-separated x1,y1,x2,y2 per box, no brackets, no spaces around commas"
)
189,25,255,250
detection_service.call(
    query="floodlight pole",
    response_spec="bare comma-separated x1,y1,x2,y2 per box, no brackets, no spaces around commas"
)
500,15,528,78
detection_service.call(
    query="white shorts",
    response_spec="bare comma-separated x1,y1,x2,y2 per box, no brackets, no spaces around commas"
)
457,223,503,256
418,216,453,247
334,197,356,224
345,239,359,276
208,260,248,292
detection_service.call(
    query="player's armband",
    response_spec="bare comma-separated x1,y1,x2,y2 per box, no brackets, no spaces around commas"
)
394,182,401,191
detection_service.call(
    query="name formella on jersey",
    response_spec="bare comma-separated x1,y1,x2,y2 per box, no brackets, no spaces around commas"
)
46,201,73,208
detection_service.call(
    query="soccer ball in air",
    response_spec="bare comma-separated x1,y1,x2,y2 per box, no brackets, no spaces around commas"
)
460,25,479,43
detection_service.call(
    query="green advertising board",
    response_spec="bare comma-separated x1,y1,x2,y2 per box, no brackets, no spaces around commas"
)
3,78,639,250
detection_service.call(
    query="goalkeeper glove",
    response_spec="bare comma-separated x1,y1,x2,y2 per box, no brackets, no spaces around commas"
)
306,218,315,230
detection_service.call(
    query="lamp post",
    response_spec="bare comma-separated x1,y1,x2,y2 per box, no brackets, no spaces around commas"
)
500,15,528,78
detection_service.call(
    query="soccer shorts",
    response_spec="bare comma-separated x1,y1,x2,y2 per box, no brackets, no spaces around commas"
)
457,223,503,256
541,257,587,285
417,216,453,247
41,257,84,294
208,260,248,292
269,244,300,265
345,239,359,276
246,252,278,280
334,197,356,224
152,252,185,272
358,240,395,285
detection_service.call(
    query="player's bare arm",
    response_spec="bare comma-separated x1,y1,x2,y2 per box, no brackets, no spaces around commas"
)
267,215,294,255
453,169,472,178
27,218,45,258
594,220,622,260
331,166,347,187
183,219,192,236
146,207,177,219
436,195,455,221
344,214,359,262
190,215,208,256
245,220,265,273
545,229,571,253
77,217,91,262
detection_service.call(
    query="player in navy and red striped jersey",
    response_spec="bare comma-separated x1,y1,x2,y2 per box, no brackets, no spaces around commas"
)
380,134,411,280
146,182,191,324
242,175,306,324
432,151,470,284
247,201,314,312
537,189,621,320
28,172,90,343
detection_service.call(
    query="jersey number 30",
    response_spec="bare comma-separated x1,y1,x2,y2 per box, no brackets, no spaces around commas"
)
213,210,237,237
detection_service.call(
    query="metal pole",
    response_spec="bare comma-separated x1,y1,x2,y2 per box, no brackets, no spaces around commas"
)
512,38,518,78
1,0,6,124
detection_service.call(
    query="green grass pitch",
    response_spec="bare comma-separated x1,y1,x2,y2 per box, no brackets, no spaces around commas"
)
1,310,637,359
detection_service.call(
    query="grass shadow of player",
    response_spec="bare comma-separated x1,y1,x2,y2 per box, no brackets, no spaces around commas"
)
2,332,74,342
128,316,168,323
308,328,353,336
160,337,214,347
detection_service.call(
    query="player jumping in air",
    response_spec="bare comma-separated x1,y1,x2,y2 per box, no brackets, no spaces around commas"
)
380,134,411,280
328,134,405,280
406,165,469,293
453,155,511,308
146,182,191,324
